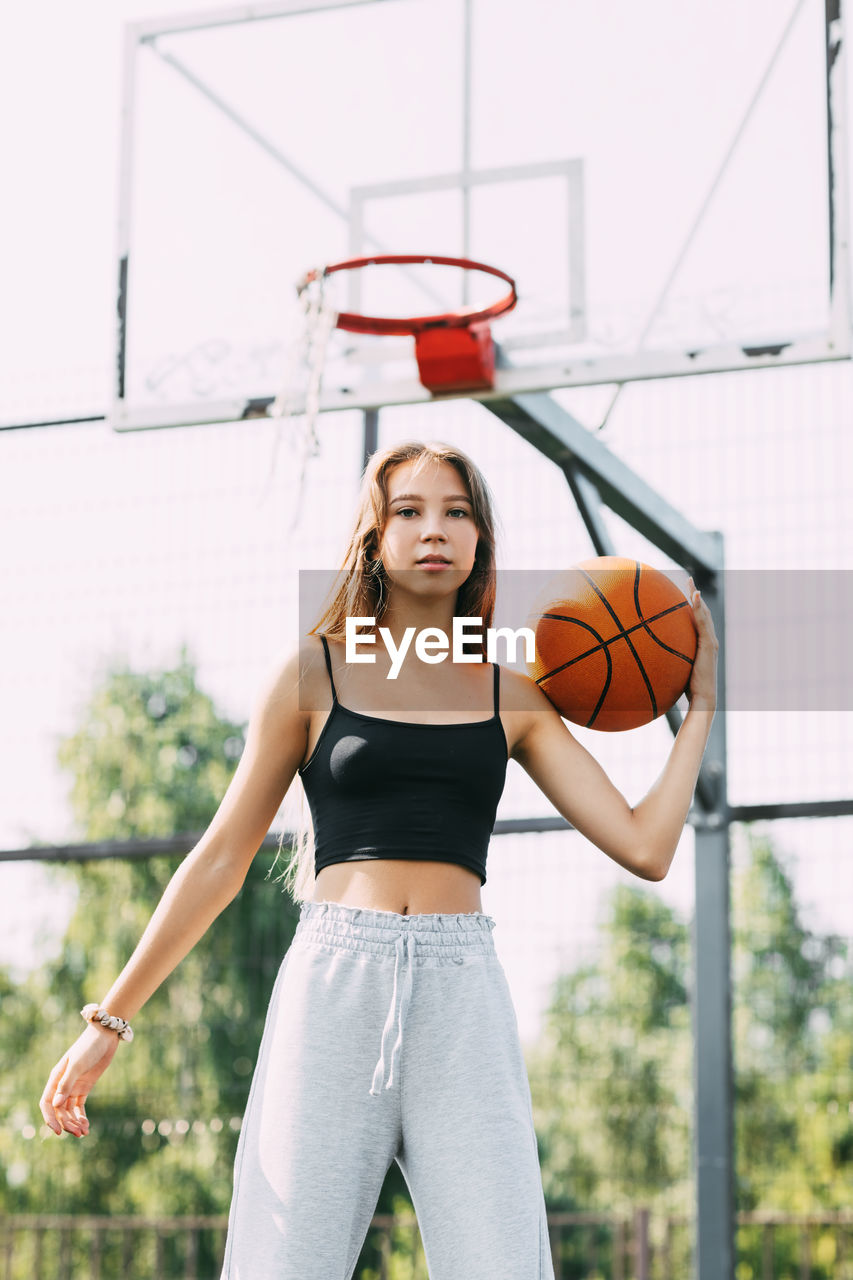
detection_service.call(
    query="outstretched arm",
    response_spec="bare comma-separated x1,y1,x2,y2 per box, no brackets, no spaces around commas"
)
39,641,312,1138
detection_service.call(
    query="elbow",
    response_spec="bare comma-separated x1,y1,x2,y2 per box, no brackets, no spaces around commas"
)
186,841,246,898
632,847,671,882
627,812,671,881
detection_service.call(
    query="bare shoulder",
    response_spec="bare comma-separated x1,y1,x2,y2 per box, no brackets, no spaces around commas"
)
497,663,551,710
195,634,329,883
497,663,564,759
258,632,328,715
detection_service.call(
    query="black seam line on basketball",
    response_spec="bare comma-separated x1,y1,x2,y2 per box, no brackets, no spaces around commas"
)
630,564,658,720
534,618,614,728
535,616,610,681
538,599,694,666
631,571,696,663
591,561,657,720
635,604,697,662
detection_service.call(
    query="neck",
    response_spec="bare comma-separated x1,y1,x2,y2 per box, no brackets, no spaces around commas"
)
375,595,460,651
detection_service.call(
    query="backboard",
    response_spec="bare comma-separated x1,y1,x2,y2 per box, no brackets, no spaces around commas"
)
112,0,851,431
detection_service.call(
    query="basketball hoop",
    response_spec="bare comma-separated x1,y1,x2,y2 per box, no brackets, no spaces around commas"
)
300,254,518,394
262,254,517,528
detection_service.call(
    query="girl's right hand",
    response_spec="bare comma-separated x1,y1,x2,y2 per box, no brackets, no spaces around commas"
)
39,1023,122,1137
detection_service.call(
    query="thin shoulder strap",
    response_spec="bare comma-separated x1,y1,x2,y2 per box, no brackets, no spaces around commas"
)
492,662,500,717
319,634,339,703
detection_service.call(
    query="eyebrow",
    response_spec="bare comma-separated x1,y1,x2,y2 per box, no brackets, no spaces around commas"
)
389,493,472,504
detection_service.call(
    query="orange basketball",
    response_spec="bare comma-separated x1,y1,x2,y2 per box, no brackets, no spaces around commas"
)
526,557,698,731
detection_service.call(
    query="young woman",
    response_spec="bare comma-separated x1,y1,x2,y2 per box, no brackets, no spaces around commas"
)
39,440,718,1280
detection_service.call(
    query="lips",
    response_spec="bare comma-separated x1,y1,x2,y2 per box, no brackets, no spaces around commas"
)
417,557,451,564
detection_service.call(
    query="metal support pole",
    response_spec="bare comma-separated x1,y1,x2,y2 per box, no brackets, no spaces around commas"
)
693,824,734,1279
362,408,379,473
691,533,734,1280
561,463,614,557
115,24,140,407
634,1207,651,1280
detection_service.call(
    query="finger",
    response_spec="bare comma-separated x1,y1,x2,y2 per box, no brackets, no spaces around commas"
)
56,1098,84,1137
42,1052,95,1136
71,1095,90,1134
40,1103,62,1136
53,1056,83,1108
50,1094,79,1136
53,1069,85,1136
39,1089,58,1134
56,1106,83,1137
40,1062,67,1136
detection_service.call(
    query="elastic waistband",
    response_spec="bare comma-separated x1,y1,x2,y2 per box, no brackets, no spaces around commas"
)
295,899,497,961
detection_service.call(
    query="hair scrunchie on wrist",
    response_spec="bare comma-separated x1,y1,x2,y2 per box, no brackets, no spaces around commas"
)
81,1003,134,1042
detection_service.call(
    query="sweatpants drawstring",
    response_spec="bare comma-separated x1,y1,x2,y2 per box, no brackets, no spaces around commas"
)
369,929,416,1095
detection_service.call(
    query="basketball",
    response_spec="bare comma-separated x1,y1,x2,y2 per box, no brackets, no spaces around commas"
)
526,557,698,731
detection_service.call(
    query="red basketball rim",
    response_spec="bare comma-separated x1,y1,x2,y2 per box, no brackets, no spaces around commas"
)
301,254,518,336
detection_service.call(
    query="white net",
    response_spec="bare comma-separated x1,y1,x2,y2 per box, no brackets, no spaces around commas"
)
257,269,339,529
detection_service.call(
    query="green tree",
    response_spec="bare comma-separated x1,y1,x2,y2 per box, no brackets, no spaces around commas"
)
528,884,692,1223
731,834,852,1280
527,827,853,1276
732,835,851,1216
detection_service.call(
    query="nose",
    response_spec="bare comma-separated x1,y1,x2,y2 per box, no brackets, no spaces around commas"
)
419,509,450,541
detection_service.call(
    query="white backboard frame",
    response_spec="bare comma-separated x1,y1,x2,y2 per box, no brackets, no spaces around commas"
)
111,0,853,432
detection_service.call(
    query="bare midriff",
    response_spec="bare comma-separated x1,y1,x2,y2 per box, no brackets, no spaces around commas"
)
311,858,484,915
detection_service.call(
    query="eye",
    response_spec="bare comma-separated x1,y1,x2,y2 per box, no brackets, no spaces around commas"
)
395,507,470,518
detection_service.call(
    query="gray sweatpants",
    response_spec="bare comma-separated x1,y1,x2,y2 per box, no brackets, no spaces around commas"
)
220,899,554,1279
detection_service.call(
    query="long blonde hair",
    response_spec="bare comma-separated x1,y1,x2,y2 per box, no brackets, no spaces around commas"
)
271,438,501,904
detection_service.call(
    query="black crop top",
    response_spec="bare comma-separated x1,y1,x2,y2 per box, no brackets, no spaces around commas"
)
298,634,509,885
